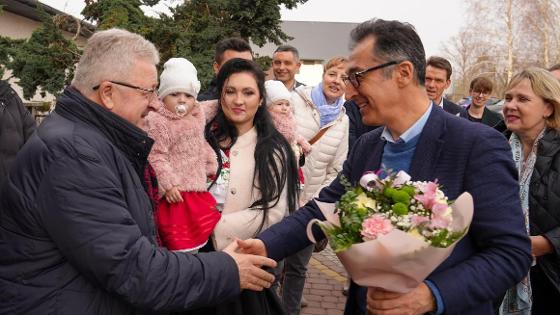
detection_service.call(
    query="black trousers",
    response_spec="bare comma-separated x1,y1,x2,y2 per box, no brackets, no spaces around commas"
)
344,280,367,315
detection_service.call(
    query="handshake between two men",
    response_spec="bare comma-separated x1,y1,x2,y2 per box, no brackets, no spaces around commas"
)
222,239,271,291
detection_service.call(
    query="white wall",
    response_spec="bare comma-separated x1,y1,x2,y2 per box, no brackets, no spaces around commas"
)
296,63,323,87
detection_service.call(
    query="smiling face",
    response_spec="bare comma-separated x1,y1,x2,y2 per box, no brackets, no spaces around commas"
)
345,36,400,127
220,71,263,134
272,51,301,88
470,89,490,109
322,63,347,103
503,78,552,139
99,59,159,126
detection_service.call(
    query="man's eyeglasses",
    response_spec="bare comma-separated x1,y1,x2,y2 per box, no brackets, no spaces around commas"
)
344,60,399,88
93,81,157,101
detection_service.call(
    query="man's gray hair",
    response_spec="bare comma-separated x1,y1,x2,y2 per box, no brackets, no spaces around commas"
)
71,28,160,93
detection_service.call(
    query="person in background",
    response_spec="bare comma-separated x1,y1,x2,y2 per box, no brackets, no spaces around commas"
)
280,56,349,315
501,67,560,315
466,76,506,133
0,80,36,184
145,57,221,252
425,56,467,117
0,29,276,315
272,45,305,92
190,58,299,314
198,38,253,101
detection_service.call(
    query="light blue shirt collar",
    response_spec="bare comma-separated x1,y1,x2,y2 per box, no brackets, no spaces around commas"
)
381,103,433,144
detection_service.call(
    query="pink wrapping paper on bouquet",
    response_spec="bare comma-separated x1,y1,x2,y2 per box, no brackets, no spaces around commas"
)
307,192,473,293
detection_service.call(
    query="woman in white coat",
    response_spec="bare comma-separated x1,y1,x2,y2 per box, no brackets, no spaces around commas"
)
281,56,349,315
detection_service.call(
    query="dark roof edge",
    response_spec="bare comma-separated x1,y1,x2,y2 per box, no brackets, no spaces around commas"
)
1,0,95,37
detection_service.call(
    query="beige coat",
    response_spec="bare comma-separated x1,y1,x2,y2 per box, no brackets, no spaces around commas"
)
212,127,289,250
292,86,349,202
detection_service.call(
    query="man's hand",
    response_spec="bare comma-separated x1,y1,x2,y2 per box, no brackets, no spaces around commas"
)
531,235,554,257
165,187,183,203
367,283,435,315
236,238,268,257
223,241,276,291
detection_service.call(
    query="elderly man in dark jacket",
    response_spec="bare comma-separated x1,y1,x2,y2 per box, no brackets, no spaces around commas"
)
0,80,36,183
0,29,276,315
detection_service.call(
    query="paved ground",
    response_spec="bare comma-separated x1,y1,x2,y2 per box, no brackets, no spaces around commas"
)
300,247,348,315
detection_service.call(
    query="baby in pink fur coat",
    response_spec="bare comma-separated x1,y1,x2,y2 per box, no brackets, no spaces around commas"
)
144,58,220,252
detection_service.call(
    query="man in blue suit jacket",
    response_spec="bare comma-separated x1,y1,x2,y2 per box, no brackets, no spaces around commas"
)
239,19,531,315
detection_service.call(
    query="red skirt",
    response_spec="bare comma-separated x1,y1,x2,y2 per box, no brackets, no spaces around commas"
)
156,191,221,251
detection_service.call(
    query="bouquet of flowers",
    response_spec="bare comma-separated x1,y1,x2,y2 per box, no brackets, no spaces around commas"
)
306,170,474,293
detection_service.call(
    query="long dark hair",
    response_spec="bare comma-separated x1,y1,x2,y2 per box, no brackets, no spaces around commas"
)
205,58,299,235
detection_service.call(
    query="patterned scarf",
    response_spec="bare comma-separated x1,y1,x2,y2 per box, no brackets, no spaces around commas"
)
500,129,545,315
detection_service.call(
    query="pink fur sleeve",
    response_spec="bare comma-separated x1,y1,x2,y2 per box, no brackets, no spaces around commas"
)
146,119,178,192
296,134,312,155
204,143,218,176
199,100,219,123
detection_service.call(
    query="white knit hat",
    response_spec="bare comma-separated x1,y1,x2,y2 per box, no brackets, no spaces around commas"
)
158,58,201,99
265,80,292,106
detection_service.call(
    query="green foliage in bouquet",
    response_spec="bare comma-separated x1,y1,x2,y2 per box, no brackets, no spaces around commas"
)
317,176,374,252
429,228,466,248
318,174,467,252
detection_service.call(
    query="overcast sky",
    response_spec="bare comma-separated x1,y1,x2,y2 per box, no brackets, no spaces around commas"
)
39,0,467,57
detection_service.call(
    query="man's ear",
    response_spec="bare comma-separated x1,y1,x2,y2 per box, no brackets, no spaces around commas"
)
395,61,414,87
444,79,452,90
98,82,115,110
213,62,220,75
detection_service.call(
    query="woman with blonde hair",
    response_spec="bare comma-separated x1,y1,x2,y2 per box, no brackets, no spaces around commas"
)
501,67,560,315
281,56,349,315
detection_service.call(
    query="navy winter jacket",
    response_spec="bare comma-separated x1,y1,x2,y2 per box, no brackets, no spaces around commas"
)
0,87,240,314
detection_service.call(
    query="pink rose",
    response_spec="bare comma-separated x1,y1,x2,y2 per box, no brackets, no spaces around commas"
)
361,214,393,241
